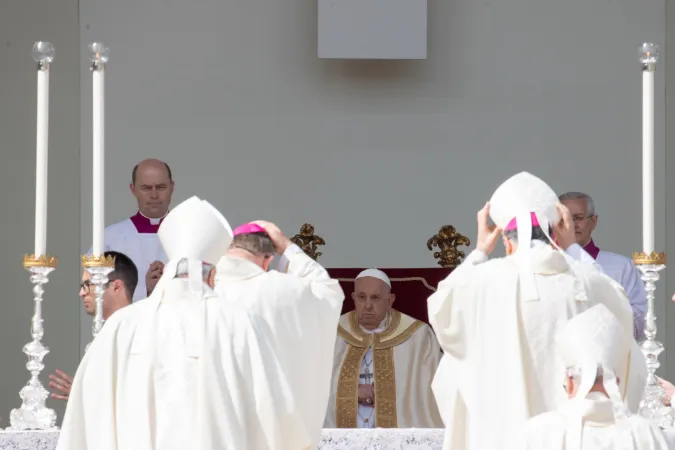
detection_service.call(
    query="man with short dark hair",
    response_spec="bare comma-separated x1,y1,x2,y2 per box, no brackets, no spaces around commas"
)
227,230,277,271
49,250,138,400
78,251,138,318
92,158,174,301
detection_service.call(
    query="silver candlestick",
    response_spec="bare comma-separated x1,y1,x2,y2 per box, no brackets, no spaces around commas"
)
6,255,59,430
82,254,115,351
633,251,675,428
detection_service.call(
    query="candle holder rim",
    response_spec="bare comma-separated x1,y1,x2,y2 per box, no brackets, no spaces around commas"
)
632,251,667,266
81,254,116,268
23,254,58,269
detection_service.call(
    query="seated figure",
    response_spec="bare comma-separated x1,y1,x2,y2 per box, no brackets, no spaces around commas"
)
324,268,443,428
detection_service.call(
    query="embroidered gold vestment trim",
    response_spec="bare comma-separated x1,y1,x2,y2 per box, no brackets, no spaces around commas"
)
334,310,424,428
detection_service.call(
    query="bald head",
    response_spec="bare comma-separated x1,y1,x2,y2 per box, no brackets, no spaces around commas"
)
132,159,172,185
129,159,174,218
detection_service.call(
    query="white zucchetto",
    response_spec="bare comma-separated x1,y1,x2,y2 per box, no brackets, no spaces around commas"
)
355,268,391,288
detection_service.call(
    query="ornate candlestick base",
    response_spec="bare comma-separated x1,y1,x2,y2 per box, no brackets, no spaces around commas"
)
632,251,675,428
6,255,59,431
82,254,115,351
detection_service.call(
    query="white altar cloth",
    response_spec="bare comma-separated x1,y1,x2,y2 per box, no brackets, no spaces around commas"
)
1,428,674,449
0,428,445,450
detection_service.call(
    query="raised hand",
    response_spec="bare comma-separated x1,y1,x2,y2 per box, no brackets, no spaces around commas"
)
251,220,292,254
146,260,164,295
476,202,502,255
553,203,575,250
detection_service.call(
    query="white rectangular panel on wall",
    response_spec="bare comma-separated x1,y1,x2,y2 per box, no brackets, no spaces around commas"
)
318,0,427,59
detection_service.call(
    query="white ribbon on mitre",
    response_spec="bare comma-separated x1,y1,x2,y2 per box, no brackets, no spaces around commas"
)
489,171,585,302
355,268,391,288
152,196,234,301
556,304,632,450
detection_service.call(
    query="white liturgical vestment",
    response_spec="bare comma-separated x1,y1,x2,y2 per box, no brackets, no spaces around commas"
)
429,247,644,450
509,393,669,450
56,279,309,450
215,244,344,450
58,196,316,450
323,310,443,428
566,240,647,339
428,171,645,450
96,212,167,301
511,304,661,450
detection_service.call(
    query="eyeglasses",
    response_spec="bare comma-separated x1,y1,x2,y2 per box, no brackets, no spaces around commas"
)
79,279,112,293
572,215,594,223
80,280,93,293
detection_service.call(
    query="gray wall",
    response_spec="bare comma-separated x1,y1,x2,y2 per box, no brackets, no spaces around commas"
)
0,0,672,427
78,0,668,349
77,0,665,267
0,0,80,425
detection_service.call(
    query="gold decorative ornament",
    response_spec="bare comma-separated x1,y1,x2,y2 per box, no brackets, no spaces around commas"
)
22,254,58,268
632,251,667,266
81,253,116,268
427,225,471,268
290,223,325,261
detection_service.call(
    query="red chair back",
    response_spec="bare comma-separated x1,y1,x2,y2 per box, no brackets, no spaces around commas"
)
326,268,453,325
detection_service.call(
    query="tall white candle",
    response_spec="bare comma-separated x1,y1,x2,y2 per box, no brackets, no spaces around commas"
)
640,43,658,255
89,43,109,257
31,42,54,258
92,68,105,256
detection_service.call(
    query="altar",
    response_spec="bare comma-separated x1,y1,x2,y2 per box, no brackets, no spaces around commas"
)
0,429,446,450
3,428,675,449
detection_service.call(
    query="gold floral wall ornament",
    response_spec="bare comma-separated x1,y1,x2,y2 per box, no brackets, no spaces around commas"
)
291,223,326,261
427,225,471,268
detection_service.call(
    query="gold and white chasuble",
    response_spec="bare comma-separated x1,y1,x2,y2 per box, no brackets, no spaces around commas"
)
324,309,444,428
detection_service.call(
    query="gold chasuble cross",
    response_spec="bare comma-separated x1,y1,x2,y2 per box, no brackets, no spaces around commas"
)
335,310,424,428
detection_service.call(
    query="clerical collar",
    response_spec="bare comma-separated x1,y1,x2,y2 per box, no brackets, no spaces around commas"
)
130,211,167,234
360,312,390,335
582,239,601,260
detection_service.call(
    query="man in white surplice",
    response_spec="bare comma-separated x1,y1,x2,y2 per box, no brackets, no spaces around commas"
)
510,304,665,450
559,191,647,339
214,221,344,450
90,159,175,301
427,172,646,450
57,197,314,450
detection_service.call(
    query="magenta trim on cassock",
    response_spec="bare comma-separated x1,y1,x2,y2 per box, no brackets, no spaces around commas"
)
130,211,164,234
233,223,267,236
504,212,539,231
583,239,600,260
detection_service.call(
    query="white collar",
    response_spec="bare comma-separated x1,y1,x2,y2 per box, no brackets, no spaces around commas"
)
359,312,390,334
138,209,168,225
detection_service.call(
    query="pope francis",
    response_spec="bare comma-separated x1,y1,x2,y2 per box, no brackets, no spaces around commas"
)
427,172,647,450
56,197,325,450
323,268,443,429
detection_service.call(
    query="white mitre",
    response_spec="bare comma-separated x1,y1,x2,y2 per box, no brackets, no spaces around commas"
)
489,171,560,300
154,196,234,297
355,268,391,288
556,304,632,447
